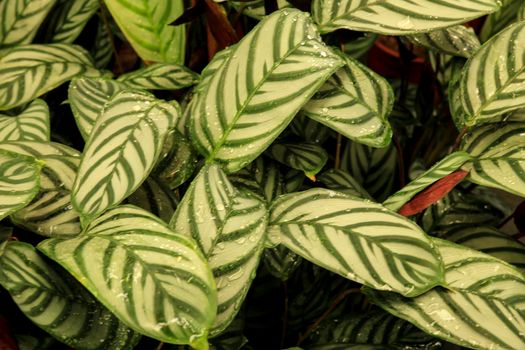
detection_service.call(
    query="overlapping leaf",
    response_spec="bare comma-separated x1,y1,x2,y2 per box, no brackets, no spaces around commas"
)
104,0,186,63
480,0,523,42
126,176,179,223
11,156,81,237
366,239,525,350
267,143,328,179
311,0,500,35
461,122,525,197
231,0,291,20
0,0,56,48
408,25,480,58
91,18,113,69
460,21,525,126
0,44,101,110
0,242,141,349
0,140,80,157
45,0,99,43
289,113,332,144
72,90,178,225
302,50,394,147
383,152,472,211
117,63,199,90
0,99,50,141
0,151,42,221
190,9,343,173
38,205,216,349
268,188,443,296
318,169,372,199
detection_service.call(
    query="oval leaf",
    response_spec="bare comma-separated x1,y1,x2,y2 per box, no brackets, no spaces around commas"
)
408,25,481,58
117,63,200,90
0,241,141,350
311,0,500,35
190,9,344,173
71,90,178,225
38,205,217,348
0,99,50,142
268,188,443,296
46,0,99,44
317,169,372,199
267,143,328,179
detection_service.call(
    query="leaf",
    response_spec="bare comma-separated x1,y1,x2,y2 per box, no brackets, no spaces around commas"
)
302,50,394,147
126,176,179,223
340,33,378,59
190,9,343,173
68,77,127,140
408,25,481,58
253,157,284,203
231,0,291,20
0,0,56,48
461,122,525,197
317,169,372,199
0,44,102,110
289,113,332,144
38,205,217,348
170,164,268,335
0,241,141,350
0,226,12,257
365,238,525,350
263,245,302,281
268,188,443,297
460,21,525,126
311,0,500,35
103,0,186,63
117,63,200,90
480,0,523,42
0,99,50,142
91,17,113,69
71,90,178,225
11,155,81,237
0,151,42,221
45,0,100,44
267,143,328,179
383,152,472,212
444,225,525,274
0,140,80,157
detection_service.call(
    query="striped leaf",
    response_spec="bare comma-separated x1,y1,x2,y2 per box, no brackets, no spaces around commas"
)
447,57,469,129
0,226,12,257
267,143,328,179
0,99,50,141
289,113,332,144
311,0,500,35
263,245,302,281
38,205,217,349
0,0,56,48
45,0,99,43
461,122,525,197
383,152,472,211
231,0,291,20
72,90,178,225
170,164,268,335
11,156,81,237
408,25,481,58
117,63,200,90
268,188,443,297
104,0,186,63
317,169,372,199
253,157,284,203
302,50,394,147
190,9,344,173
365,238,525,350
444,226,525,274
460,21,525,126
0,140,80,157
0,151,42,221
480,0,523,42
68,77,127,140
341,140,397,202
91,17,113,69
0,241,141,350
341,33,378,59
0,44,102,110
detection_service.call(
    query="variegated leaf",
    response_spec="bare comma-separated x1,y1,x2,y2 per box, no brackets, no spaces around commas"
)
231,0,291,20
45,0,100,43
126,176,178,223
91,17,113,69
0,140,80,157
408,25,480,58
117,63,199,90
267,143,328,179
480,0,523,42
318,169,372,199
0,99,50,141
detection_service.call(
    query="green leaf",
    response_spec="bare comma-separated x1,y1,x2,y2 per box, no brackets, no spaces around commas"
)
253,157,284,203
0,226,12,257
0,140,80,157
383,151,472,211
340,33,378,59
45,0,100,44
0,99,50,141
480,0,523,42
231,0,291,20
0,0,56,48
0,241,141,350
460,21,525,126
71,90,178,225
318,169,372,199
311,0,500,35
267,143,328,179
302,50,394,147
289,113,332,144
11,155,81,237
308,345,395,350
0,44,102,110
68,77,127,140
170,164,268,335
444,226,525,274
0,151,42,221
408,25,481,58
448,57,469,129
365,238,525,350
117,63,199,90
461,122,525,197
263,245,302,281
38,205,217,348
103,0,186,63
268,188,443,297
91,17,113,69
190,9,344,173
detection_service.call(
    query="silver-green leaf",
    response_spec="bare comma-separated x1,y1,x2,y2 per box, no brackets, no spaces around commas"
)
267,143,328,179
46,0,100,44
408,25,481,58
0,99,50,141
117,63,200,90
